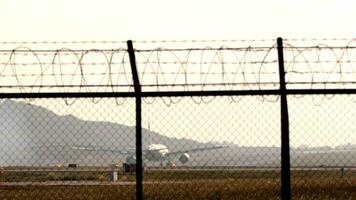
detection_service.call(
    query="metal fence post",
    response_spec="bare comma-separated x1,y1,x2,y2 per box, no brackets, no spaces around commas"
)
277,37,291,200
127,40,143,200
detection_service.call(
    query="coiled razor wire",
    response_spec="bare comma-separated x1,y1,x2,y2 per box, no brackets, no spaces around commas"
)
1,39,356,105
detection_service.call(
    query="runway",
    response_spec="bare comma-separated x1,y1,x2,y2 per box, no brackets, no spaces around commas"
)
3,180,223,186
3,166,355,186
4,181,136,186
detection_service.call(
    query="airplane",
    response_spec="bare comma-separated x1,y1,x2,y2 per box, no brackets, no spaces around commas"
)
73,122,226,167
72,143,225,167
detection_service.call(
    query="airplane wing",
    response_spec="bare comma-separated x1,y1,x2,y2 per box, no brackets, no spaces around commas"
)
297,149,356,154
72,145,168,155
72,145,135,155
166,145,226,156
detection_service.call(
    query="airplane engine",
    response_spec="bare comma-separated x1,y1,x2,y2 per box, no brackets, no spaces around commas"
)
179,153,190,164
125,155,136,164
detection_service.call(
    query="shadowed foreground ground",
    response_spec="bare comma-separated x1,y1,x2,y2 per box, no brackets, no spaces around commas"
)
1,178,356,200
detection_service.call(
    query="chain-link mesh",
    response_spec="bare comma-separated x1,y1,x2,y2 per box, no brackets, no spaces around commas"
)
142,96,280,199
0,98,136,199
289,95,356,199
0,96,282,200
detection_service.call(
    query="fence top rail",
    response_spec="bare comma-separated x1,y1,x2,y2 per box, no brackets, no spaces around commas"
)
1,88,356,98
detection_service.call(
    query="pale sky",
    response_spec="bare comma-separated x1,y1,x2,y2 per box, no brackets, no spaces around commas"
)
0,0,355,41
1,0,356,147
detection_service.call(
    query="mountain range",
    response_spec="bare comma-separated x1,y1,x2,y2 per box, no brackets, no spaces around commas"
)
0,99,355,167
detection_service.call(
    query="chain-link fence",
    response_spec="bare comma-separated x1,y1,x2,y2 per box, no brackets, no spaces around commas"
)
0,38,356,199
289,95,356,199
0,98,136,199
142,96,280,199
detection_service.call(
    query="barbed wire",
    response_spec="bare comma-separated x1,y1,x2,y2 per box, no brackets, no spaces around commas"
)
1,40,356,105
0,39,274,45
285,38,356,42
2,38,355,45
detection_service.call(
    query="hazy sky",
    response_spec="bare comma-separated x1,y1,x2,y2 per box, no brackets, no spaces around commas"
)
1,0,356,147
1,0,356,41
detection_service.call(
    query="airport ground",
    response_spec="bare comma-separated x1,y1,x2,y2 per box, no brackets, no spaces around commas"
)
1,167,356,199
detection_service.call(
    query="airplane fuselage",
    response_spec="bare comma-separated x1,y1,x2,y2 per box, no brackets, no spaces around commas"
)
145,144,169,161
